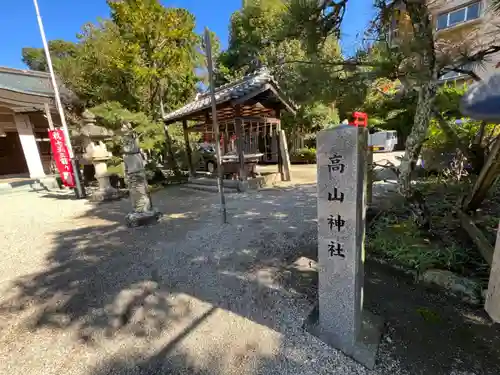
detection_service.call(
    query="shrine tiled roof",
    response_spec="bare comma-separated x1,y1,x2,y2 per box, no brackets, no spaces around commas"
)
163,67,296,124
0,67,54,97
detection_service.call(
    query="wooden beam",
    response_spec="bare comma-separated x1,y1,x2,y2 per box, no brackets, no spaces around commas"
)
279,129,292,181
224,122,229,154
234,105,246,181
182,120,196,177
485,222,500,322
457,209,493,265
268,85,296,115
44,103,55,130
275,109,284,179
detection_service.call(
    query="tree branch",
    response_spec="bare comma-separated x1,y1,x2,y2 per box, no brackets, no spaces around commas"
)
440,45,500,82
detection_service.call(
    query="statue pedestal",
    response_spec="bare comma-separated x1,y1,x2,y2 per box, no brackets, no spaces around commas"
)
124,170,161,227
126,210,162,227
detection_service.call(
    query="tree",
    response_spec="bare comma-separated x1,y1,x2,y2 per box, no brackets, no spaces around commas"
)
22,40,77,71
22,1,204,174
283,0,500,226
106,0,200,174
216,0,344,136
283,0,348,52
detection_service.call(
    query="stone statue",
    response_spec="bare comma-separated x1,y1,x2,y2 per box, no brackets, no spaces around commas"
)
121,123,161,227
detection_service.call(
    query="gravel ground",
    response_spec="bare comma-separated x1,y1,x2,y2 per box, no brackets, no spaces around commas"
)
0,183,400,375
0,173,496,375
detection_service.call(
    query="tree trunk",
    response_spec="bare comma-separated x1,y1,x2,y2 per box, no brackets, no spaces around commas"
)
399,1,437,228
467,121,488,174
158,96,180,177
398,82,437,196
398,82,437,229
182,120,196,177
164,125,181,176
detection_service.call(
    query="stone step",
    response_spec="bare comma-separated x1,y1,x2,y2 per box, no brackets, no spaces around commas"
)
180,183,239,194
188,177,240,189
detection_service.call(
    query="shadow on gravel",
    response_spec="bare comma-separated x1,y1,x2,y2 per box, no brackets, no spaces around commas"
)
1,184,500,374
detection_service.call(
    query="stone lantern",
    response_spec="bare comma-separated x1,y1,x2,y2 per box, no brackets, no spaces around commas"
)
83,140,121,202
78,109,121,202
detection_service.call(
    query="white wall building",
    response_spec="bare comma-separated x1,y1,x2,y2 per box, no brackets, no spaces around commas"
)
0,66,63,179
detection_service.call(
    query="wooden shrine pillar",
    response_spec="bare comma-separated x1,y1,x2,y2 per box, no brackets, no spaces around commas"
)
182,119,196,177
275,108,284,180
234,105,246,181
223,122,228,155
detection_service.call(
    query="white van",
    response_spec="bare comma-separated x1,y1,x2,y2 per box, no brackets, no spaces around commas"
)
368,130,398,152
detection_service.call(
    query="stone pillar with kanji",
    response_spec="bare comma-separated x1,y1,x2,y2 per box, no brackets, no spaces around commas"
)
305,125,382,369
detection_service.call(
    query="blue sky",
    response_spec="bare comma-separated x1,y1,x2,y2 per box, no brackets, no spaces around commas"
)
0,0,373,69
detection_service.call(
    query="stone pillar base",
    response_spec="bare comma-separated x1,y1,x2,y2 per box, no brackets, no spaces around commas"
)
125,210,161,227
304,304,383,370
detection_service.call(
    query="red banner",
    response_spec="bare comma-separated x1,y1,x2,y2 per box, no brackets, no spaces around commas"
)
48,129,76,188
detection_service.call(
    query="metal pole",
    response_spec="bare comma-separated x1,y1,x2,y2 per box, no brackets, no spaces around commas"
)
204,28,227,224
33,0,85,199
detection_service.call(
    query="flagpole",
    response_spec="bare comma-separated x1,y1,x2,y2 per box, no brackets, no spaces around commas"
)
32,0,85,198
204,28,227,224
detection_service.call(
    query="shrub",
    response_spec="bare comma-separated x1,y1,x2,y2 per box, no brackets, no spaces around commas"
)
290,147,316,164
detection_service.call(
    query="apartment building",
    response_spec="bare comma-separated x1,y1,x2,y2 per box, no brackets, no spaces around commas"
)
389,0,500,82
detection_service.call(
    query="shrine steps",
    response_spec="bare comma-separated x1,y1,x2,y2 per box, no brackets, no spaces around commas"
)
180,173,281,194
181,177,240,194
181,184,240,194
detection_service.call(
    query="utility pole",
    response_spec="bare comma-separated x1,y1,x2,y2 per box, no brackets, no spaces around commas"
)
33,0,85,198
204,28,227,224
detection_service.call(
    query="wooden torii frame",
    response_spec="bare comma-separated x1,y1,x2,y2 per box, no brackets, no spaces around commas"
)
163,68,296,181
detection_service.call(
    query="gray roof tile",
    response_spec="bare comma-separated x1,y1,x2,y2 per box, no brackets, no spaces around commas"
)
0,67,54,97
163,67,292,123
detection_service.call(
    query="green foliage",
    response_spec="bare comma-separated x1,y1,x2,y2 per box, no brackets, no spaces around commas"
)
360,78,416,141
22,1,204,169
22,40,77,71
361,81,479,146
216,0,343,135
290,147,316,164
416,307,442,323
435,83,468,117
24,1,201,120
425,118,497,151
282,0,347,53
90,101,164,151
108,0,200,118
282,103,339,134
368,214,472,273
426,83,498,152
